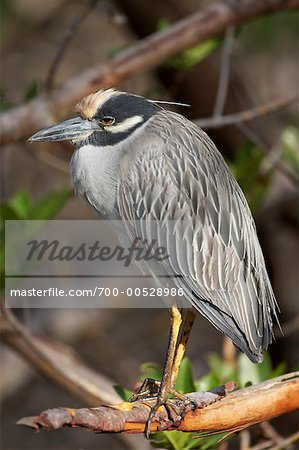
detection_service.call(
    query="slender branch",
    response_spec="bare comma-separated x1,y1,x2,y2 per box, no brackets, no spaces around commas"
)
1,0,298,145
0,306,121,406
44,0,99,91
240,429,251,450
278,315,299,338
17,374,299,434
196,92,299,188
259,422,283,447
44,1,125,91
250,430,299,450
196,92,299,129
265,431,299,450
26,145,70,174
237,121,299,188
213,26,234,117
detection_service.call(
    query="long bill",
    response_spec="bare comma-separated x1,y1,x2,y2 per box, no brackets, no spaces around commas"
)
28,117,100,142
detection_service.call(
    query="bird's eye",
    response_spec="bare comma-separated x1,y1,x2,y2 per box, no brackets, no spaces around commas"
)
99,117,115,126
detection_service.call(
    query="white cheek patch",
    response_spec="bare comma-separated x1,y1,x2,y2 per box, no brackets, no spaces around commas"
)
70,130,96,143
107,115,144,133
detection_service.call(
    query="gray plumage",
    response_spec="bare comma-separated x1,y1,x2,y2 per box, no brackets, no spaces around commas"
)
30,89,279,363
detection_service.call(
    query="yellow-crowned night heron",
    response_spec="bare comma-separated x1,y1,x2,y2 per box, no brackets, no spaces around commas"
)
29,88,279,436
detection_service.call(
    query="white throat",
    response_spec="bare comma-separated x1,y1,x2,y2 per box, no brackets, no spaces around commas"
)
70,143,121,216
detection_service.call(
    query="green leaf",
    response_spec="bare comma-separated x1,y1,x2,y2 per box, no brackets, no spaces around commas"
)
167,38,221,70
23,80,42,102
270,361,287,379
0,204,19,222
175,357,195,394
108,44,130,58
237,353,261,386
7,191,32,219
156,18,170,32
237,351,288,387
207,353,237,384
194,372,219,392
196,433,229,450
151,430,191,450
0,87,15,111
30,188,70,220
154,430,229,450
139,362,163,382
281,126,299,178
113,385,133,401
256,351,273,381
229,142,269,211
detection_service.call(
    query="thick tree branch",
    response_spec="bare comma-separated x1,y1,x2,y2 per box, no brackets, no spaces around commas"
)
1,0,298,145
17,374,298,434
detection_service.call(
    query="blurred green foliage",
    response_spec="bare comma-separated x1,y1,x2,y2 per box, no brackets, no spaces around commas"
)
228,126,299,213
113,385,133,402
166,39,221,70
0,188,70,289
0,88,15,112
109,19,220,69
1,188,70,222
0,80,42,112
228,142,269,212
115,351,286,449
281,126,299,178
156,19,221,70
23,80,42,102
240,11,299,51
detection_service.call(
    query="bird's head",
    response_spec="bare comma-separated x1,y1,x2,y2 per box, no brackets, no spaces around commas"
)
29,88,160,147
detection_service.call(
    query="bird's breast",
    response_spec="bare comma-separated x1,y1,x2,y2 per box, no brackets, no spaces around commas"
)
70,143,121,215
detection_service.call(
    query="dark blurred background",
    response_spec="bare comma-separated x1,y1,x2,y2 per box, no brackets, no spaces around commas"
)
1,1,298,449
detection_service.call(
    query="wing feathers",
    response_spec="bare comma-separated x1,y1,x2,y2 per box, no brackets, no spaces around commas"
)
117,111,279,362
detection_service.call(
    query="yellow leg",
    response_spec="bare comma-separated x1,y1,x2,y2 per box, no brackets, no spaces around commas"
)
162,306,183,394
170,310,196,391
145,306,182,437
145,308,195,437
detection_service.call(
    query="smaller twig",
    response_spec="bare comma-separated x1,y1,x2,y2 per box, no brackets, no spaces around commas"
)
237,122,299,188
213,26,234,117
196,92,299,129
269,430,299,450
277,315,299,338
44,0,125,91
249,425,299,450
240,429,251,450
222,336,237,371
27,145,70,174
249,441,275,450
45,0,99,91
260,421,283,445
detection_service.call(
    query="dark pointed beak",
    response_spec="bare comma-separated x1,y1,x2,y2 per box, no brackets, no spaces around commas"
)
28,117,99,143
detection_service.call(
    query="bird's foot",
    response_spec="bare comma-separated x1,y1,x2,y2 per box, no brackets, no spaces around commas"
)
129,378,197,438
